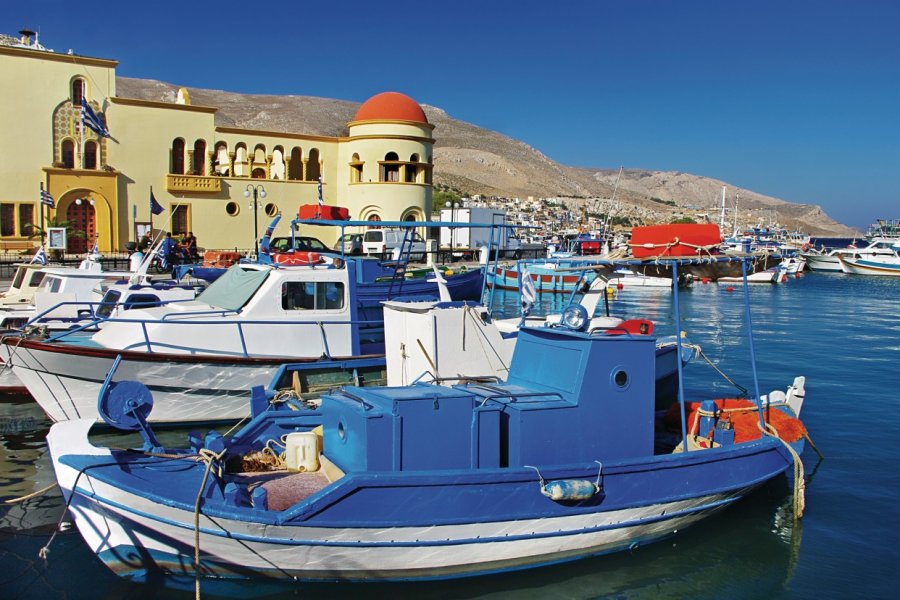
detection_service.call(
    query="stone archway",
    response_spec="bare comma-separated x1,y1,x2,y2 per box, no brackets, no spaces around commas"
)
56,189,112,254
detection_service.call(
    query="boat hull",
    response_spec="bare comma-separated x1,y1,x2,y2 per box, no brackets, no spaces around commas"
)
838,256,900,276
49,419,795,583
1,340,384,423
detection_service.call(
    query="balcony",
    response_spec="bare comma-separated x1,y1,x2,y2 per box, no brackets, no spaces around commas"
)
166,174,222,193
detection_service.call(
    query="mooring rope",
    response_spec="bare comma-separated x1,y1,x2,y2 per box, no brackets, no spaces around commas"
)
193,447,226,600
761,421,806,520
4,482,58,504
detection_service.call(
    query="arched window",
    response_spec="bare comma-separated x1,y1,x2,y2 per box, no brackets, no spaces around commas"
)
84,141,98,169
289,147,303,180
366,214,382,229
271,147,285,180
71,78,85,106
193,140,206,175
61,139,75,169
171,138,185,174
349,152,363,183
306,148,321,181
214,142,229,175
234,143,248,177
251,168,266,179
406,153,420,183
381,152,400,182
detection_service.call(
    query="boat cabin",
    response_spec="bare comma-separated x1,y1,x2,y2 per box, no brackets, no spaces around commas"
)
91,260,369,358
323,325,657,474
0,263,47,306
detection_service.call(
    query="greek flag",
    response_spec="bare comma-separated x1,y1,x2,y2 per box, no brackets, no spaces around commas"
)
520,265,537,314
317,176,324,206
150,190,164,216
40,188,55,208
81,97,110,138
89,239,100,256
31,245,47,265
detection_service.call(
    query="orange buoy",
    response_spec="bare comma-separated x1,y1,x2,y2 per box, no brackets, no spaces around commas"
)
726,286,734,293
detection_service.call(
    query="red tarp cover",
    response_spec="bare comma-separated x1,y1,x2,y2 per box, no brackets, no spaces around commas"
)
630,224,722,258
298,205,350,220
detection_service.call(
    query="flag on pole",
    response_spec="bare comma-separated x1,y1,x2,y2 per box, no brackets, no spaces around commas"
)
30,245,47,265
317,176,324,206
80,97,110,138
89,238,100,257
150,190,164,216
40,188,55,208
520,265,537,315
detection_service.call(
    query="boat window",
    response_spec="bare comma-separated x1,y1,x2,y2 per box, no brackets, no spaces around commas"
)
97,290,121,318
28,271,46,288
124,294,161,310
195,266,270,312
281,281,344,311
43,277,62,293
11,268,26,290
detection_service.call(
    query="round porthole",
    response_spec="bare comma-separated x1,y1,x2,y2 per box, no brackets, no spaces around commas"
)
225,201,240,216
264,202,278,217
613,369,628,388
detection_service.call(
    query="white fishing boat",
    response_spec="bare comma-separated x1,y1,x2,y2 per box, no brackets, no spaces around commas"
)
0,258,389,423
801,238,897,272
607,267,678,290
837,250,900,277
717,268,786,284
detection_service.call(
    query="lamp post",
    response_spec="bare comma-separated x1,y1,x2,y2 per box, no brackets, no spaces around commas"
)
244,184,267,256
445,200,457,252
75,197,94,254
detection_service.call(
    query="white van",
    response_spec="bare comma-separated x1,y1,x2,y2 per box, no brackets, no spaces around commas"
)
363,228,427,260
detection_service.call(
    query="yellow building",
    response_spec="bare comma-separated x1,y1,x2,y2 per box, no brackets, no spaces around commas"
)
0,34,433,254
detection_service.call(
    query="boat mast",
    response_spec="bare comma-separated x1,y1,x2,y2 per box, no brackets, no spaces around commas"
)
718,186,727,232
732,191,740,237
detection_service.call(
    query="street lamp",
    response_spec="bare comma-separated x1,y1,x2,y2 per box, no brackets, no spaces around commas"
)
445,200,457,251
244,184,267,256
75,197,95,254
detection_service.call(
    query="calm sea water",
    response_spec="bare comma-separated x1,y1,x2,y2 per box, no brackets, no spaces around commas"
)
1,272,898,599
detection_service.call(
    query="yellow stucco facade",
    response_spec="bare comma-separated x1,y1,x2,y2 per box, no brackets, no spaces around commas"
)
0,42,433,253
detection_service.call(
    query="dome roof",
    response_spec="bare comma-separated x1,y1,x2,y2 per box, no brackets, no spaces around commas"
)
353,92,428,123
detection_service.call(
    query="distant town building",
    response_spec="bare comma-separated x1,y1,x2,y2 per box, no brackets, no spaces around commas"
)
0,33,433,253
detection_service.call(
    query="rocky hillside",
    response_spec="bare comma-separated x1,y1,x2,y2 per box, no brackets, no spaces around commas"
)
116,77,855,236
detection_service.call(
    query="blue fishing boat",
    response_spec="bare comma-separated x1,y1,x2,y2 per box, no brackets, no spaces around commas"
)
44,254,810,588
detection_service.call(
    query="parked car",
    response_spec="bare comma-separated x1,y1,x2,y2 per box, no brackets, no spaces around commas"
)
269,236,330,253
362,228,427,261
333,233,364,255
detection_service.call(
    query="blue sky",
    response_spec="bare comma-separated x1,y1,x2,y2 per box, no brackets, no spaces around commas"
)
7,0,898,229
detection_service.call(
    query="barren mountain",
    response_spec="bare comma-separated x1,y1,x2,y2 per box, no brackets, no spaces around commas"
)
116,77,855,236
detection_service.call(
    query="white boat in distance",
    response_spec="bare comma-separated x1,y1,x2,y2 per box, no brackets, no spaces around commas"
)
717,268,787,284
837,250,900,277
802,238,897,272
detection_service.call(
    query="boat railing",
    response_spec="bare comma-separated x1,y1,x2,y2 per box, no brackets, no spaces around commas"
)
39,314,384,358
23,296,199,327
468,382,566,407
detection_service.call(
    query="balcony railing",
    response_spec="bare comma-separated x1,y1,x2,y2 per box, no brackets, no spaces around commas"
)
166,174,222,193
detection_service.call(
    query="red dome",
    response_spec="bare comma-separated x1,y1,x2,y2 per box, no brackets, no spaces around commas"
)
353,92,428,123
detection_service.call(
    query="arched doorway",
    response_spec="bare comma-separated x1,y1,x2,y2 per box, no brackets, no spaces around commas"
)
66,198,96,254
